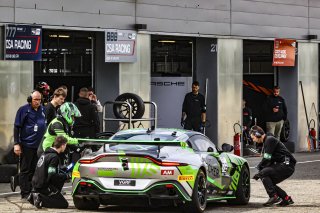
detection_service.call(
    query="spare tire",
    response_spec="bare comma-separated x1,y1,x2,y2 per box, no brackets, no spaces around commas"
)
113,93,145,122
280,119,290,142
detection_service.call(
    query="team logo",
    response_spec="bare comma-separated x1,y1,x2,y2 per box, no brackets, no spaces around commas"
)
161,170,174,175
37,155,44,167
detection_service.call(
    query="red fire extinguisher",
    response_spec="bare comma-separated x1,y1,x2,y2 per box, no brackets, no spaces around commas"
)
233,123,242,156
309,119,317,151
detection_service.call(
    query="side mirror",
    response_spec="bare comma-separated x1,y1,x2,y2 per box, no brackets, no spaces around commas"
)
207,147,214,152
221,143,234,152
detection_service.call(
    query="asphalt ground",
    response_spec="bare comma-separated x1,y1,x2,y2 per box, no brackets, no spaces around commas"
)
0,152,319,213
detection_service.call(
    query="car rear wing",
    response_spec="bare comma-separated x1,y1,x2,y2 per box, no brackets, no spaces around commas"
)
77,138,189,157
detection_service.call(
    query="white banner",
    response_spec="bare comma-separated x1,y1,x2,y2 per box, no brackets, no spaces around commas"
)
151,77,192,128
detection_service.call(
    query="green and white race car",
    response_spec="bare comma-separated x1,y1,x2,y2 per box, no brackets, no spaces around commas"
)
72,128,250,212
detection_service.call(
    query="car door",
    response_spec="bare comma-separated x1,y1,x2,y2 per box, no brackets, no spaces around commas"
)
188,135,232,197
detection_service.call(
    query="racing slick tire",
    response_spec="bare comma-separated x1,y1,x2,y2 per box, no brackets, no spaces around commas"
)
227,165,250,205
73,196,100,210
113,93,145,122
184,170,207,213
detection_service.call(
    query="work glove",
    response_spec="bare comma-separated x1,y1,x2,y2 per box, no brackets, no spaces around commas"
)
252,173,260,180
180,118,185,127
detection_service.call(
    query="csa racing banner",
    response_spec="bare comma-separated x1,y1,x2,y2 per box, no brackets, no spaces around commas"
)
272,38,296,67
105,29,137,63
5,24,42,61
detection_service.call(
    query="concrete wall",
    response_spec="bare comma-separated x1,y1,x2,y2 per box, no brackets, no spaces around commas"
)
1,0,320,40
297,42,318,151
217,39,243,149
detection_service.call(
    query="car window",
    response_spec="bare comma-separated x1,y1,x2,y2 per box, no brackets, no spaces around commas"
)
188,135,217,152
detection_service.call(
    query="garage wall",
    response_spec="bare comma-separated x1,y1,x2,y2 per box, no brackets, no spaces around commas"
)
217,39,243,150
297,42,318,152
119,34,151,128
1,1,320,40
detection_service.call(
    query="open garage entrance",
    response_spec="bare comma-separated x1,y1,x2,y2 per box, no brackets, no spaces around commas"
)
243,40,275,155
34,30,95,101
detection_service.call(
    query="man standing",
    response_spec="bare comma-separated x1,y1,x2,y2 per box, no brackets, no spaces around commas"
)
45,88,67,124
13,91,46,199
243,99,253,145
73,87,100,138
264,86,287,140
29,136,69,209
250,125,296,207
181,81,206,132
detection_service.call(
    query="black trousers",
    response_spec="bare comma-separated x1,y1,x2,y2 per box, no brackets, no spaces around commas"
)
20,146,38,197
36,182,68,208
184,117,201,132
259,163,295,198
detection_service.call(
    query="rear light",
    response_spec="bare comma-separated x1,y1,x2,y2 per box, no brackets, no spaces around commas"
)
165,184,174,189
79,154,107,164
79,182,93,187
145,156,188,166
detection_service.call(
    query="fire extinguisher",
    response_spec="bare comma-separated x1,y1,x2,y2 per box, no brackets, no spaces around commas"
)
233,123,242,156
309,119,317,151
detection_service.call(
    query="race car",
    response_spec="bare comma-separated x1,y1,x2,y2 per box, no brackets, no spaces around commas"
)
72,128,250,213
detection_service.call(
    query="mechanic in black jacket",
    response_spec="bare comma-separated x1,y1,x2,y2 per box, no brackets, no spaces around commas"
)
73,87,100,138
264,86,287,140
181,81,206,132
250,125,296,207
29,136,69,209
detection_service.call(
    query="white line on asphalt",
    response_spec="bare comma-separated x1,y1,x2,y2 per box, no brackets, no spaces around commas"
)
249,159,320,169
0,186,72,197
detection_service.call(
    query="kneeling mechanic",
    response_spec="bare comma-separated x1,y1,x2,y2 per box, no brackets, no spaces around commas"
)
28,136,70,209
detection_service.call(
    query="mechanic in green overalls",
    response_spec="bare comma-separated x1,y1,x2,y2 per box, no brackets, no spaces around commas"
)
37,102,81,164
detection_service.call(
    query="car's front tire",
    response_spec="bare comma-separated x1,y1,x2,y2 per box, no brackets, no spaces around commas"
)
185,170,207,213
227,165,250,205
73,196,100,210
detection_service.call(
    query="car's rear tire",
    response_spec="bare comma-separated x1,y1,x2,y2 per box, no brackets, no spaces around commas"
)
184,170,207,213
73,196,100,210
227,165,250,205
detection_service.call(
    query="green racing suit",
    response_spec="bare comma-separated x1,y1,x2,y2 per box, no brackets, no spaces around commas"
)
37,117,78,157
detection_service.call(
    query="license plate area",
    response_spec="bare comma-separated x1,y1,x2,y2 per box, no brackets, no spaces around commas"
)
114,179,136,186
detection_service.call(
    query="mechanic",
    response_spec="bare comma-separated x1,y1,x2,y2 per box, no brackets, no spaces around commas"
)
243,99,253,145
29,135,69,209
73,87,100,138
250,125,296,207
37,102,81,165
45,88,67,124
13,90,46,199
181,81,206,132
264,86,288,140
35,81,51,106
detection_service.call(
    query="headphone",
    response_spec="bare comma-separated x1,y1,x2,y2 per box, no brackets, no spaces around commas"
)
27,91,42,103
249,126,263,138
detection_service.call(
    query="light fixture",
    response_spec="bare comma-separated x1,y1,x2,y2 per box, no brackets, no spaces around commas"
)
49,34,70,38
158,40,176,43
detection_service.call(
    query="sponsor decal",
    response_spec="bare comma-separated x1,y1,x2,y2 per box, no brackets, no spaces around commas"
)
178,175,194,181
151,82,185,87
161,170,174,175
72,171,81,178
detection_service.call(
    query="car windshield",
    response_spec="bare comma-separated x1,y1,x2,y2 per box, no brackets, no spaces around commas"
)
110,133,177,141
104,133,178,153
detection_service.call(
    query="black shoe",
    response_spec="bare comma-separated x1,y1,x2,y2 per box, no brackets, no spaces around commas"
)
27,193,34,205
263,195,281,207
21,194,29,200
33,193,42,209
277,196,294,206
